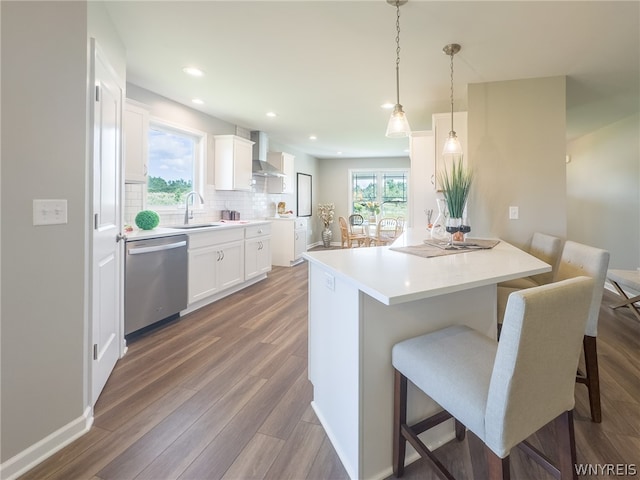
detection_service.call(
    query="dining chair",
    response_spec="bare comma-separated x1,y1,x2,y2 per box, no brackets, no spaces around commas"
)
392,276,594,480
395,216,406,236
371,217,399,246
348,214,366,235
497,240,609,423
499,232,562,289
338,216,367,248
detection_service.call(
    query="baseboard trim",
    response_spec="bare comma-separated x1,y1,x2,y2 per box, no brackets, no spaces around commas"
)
0,406,93,480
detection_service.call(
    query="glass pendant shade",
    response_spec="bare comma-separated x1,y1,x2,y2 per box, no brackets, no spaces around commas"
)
443,131,462,155
386,104,411,138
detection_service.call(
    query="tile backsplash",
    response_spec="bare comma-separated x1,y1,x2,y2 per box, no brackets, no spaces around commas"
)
124,176,294,228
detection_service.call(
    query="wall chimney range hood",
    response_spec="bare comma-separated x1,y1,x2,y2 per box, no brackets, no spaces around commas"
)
251,131,285,177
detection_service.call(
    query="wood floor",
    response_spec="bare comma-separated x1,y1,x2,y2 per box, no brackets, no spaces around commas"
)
21,261,639,480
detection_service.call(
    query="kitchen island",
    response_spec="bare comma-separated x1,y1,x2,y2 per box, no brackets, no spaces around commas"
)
302,229,550,480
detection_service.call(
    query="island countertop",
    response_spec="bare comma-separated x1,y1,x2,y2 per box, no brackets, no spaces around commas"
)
302,228,550,306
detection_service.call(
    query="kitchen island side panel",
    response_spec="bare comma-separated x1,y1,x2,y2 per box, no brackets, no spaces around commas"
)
308,261,362,479
361,284,497,480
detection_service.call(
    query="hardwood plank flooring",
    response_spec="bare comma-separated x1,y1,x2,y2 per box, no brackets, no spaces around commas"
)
20,261,639,480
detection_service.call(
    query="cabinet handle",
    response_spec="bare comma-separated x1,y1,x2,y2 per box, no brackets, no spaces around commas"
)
258,229,263,234
221,250,225,261
216,251,221,261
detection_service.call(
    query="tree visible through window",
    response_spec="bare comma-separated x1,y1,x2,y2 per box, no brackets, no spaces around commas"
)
147,122,204,209
350,169,408,219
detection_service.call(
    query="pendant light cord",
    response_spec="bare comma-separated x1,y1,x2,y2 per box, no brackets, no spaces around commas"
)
395,1,401,105
449,50,454,132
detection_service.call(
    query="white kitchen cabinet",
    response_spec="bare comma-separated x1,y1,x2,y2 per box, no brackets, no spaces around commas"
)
123,101,149,184
212,134,254,191
267,151,295,194
432,111,467,191
245,223,272,280
188,228,245,304
270,217,307,267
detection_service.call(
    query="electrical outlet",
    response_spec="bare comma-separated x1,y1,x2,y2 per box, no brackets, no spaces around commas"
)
324,272,335,291
509,206,519,220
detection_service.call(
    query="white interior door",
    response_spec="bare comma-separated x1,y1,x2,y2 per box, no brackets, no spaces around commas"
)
91,39,124,405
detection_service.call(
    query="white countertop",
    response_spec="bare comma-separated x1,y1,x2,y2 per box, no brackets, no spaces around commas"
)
302,228,550,306
125,219,271,241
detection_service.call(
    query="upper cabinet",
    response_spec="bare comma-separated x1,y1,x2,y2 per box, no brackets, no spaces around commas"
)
267,151,295,194
432,111,467,191
124,101,149,184
212,135,254,191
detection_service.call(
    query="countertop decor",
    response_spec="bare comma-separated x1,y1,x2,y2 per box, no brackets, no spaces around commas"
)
438,156,472,219
134,210,160,230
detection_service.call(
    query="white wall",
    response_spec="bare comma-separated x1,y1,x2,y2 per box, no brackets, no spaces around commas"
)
467,76,567,249
567,114,640,268
1,0,89,464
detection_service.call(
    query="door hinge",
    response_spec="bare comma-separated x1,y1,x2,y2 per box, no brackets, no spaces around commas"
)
94,213,99,229
95,85,100,102
93,344,98,360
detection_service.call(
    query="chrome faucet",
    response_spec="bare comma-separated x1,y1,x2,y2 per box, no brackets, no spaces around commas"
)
184,191,204,224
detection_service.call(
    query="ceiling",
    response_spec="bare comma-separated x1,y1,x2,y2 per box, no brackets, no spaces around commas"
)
104,1,639,159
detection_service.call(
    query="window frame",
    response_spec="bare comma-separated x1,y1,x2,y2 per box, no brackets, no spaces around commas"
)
348,168,410,219
145,117,207,212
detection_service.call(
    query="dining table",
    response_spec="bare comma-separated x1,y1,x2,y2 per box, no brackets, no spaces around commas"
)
302,228,550,480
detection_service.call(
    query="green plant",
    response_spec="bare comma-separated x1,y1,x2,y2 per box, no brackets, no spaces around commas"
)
135,210,160,230
438,157,472,219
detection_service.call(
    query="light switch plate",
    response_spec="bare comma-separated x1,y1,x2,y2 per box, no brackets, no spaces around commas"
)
33,199,68,225
509,206,519,220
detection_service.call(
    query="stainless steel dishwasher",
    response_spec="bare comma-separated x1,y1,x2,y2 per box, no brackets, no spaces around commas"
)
125,234,188,337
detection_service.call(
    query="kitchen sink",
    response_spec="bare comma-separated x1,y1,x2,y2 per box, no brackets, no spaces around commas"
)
169,223,221,229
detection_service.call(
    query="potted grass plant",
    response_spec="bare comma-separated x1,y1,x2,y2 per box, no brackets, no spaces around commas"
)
438,157,473,243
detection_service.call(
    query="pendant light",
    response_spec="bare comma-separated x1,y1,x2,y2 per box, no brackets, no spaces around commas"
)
442,43,462,156
385,0,411,138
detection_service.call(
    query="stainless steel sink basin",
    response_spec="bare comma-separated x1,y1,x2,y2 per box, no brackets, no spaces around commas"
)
169,223,221,229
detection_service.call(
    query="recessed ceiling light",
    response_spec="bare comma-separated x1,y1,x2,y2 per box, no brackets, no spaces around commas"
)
191,98,204,105
381,103,394,109
266,112,277,117
182,66,205,77
336,151,343,155
309,135,317,140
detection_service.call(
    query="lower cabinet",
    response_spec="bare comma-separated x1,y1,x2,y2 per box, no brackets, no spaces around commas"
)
271,217,307,267
188,228,245,305
245,224,272,280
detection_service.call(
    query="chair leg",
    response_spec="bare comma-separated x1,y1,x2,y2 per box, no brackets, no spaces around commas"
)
555,410,578,480
455,419,466,441
467,430,487,479
486,449,511,480
580,335,601,423
393,369,408,477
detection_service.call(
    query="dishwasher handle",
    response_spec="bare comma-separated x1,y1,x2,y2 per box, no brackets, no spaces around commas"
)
128,240,187,255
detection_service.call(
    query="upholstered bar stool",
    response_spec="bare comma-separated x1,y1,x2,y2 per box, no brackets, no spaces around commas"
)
499,232,562,290
497,240,609,423
392,277,594,480
554,241,610,423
